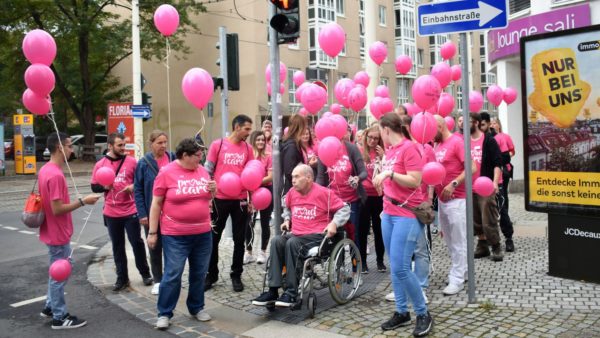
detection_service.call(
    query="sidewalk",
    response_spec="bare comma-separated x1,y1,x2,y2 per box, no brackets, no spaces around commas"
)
87,193,600,337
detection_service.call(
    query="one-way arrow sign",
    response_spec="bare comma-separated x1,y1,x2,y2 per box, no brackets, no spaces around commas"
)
131,104,151,119
418,0,508,36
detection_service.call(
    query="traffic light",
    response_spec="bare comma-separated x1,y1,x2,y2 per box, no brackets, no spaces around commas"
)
270,0,300,44
215,33,240,91
141,92,152,109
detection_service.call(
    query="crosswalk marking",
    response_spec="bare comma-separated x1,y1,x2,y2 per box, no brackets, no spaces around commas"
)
19,230,36,235
4,226,18,231
10,295,47,308
79,245,98,250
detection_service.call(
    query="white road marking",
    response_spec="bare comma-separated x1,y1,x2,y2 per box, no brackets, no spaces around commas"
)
19,230,36,235
78,245,97,250
10,295,47,308
4,226,18,231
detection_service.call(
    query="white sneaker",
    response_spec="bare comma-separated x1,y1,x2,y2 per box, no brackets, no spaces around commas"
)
243,252,256,264
385,291,395,302
422,289,429,304
366,246,371,255
192,310,211,322
256,251,267,264
443,283,464,296
156,316,169,330
151,283,160,295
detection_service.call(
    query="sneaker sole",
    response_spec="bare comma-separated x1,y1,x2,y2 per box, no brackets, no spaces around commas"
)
51,321,87,330
40,313,52,318
381,320,411,331
413,319,433,337
252,300,275,306
274,301,294,307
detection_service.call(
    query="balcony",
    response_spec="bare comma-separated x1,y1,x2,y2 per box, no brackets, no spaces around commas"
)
481,72,497,87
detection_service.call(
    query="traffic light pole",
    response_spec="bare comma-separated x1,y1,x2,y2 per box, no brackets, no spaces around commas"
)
219,26,230,138
269,3,283,235
131,0,144,159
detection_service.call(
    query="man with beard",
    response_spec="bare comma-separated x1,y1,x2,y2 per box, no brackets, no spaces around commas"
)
262,119,273,155
469,113,504,262
204,114,254,292
91,133,152,291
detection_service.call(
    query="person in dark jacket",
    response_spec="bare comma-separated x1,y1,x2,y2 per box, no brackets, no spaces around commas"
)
469,113,504,262
281,115,308,196
134,130,175,295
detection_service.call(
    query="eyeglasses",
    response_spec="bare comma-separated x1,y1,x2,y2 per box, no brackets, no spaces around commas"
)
367,136,380,141
190,151,204,158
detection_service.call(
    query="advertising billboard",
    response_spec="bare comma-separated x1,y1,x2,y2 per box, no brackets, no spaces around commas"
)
107,103,135,157
521,25,600,217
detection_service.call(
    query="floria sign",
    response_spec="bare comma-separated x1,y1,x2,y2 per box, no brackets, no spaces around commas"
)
487,4,590,63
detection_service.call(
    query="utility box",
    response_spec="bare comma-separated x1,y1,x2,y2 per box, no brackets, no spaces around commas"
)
13,114,36,175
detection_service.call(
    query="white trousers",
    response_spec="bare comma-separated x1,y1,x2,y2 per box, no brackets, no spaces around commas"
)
438,198,467,286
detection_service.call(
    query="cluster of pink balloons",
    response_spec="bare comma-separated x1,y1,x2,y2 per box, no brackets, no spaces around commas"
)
369,41,387,66
486,85,518,106
95,167,116,186
49,259,72,282
370,85,394,120
153,4,180,36
182,68,214,110
318,22,346,58
265,62,287,96
21,29,57,116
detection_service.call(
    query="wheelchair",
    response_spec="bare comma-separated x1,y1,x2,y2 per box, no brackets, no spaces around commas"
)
260,225,363,318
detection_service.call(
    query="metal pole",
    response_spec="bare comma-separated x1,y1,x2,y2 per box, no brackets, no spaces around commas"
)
364,0,377,126
460,32,476,304
269,4,283,235
132,0,143,159
219,26,229,138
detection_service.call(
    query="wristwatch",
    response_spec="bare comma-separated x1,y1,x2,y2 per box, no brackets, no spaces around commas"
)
451,180,459,188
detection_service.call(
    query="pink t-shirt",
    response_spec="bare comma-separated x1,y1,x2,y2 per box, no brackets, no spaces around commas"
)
470,134,484,180
434,134,466,200
285,183,345,236
91,156,138,217
417,143,436,202
258,154,273,187
303,145,316,163
453,131,464,139
382,140,424,217
153,161,212,235
206,138,254,199
494,133,515,154
156,154,171,170
362,149,380,197
265,142,273,156
326,146,359,203
38,162,73,245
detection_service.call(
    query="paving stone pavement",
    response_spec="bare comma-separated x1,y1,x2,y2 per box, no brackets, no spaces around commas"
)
87,193,600,337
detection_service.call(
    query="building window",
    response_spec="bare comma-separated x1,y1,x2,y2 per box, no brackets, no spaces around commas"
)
456,86,463,111
531,161,537,171
379,5,386,26
430,50,436,67
417,48,424,67
336,0,344,15
380,77,389,86
510,0,530,14
288,68,300,106
397,78,410,104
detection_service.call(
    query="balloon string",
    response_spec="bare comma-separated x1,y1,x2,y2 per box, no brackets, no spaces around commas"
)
163,37,173,152
69,201,98,259
194,109,206,146
48,108,81,197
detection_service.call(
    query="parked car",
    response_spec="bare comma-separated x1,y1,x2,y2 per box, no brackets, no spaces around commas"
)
4,140,14,159
42,134,108,161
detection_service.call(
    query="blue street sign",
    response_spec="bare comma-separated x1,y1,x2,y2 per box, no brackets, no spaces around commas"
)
131,104,151,119
417,0,508,36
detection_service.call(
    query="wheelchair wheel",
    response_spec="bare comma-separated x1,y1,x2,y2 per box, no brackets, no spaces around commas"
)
307,292,316,318
328,238,362,305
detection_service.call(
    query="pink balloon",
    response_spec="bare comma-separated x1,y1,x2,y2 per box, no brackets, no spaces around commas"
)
296,82,309,102
182,68,214,110
395,55,413,75
486,85,504,106
318,136,342,167
301,84,327,114
284,127,289,136
426,104,438,115
437,92,454,118
369,41,387,66
280,83,285,94
95,166,116,186
422,162,446,186
246,159,264,170
405,102,422,117
266,82,272,96
444,116,455,131
49,259,71,282
241,166,263,192
503,87,518,105
330,114,348,140
298,107,309,117
219,172,242,197
334,78,355,108
375,85,389,98
22,89,50,116
451,65,462,82
330,103,342,114
412,75,442,110
380,97,394,114
370,97,384,120
440,41,457,60
322,111,333,119
353,71,370,88
431,62,452,88
348,86,367,112
410,112,437,144
473,176,495,197
22,29,56,66
315,117,336,140
252,187,272,210
24,64,55,97
265,62,287,83
293,71,305,87
153,4,180,36
469,91,484,113
318,22,346,58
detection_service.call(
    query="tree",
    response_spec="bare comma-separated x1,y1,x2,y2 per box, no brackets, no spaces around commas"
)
0,0,205,160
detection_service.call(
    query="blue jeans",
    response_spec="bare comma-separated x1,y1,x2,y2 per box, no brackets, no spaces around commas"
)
413,222,431,289
349,200,361,247
45,244,71,320
158,232,212,318
381,213,427,315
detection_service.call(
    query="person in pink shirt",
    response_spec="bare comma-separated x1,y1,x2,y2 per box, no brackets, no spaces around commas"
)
204,114,254,292
252,164,350,308
91,133,151,292
244,131,273,265
39,132,100,329
372,113,433,336
262,119,273,155
491,117,515,252
147,138,217,329
357,126,386,273
301,127,318,173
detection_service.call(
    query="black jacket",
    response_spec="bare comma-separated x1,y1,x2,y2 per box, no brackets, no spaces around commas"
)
480,133,502,180
281,138,305,195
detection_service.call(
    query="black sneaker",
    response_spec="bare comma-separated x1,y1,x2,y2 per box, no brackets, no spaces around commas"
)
204,274,218,291
142,276,153,286
505,238,515,252
51,313,87,330
252,291,278,306
40,307,52,318
274,293,296,307
112,278,130,292
231,277,244,292
474,240,490,259
491,244,504,262
361,264,369,274
377,262,387,272
381,312,411,330
413,311,433,337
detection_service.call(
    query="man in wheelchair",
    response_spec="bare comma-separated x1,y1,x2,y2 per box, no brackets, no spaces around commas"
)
252,164,350,307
